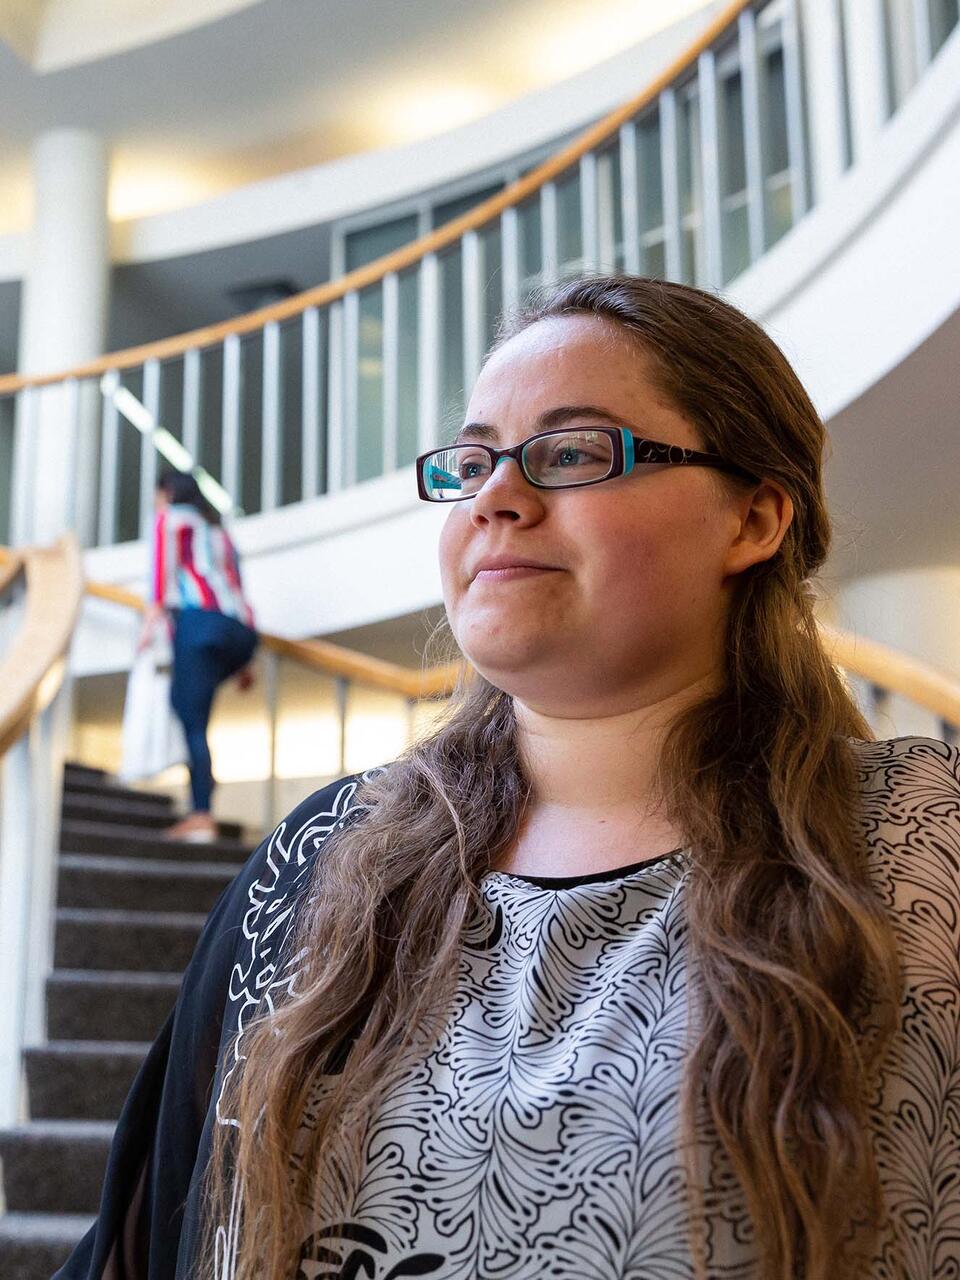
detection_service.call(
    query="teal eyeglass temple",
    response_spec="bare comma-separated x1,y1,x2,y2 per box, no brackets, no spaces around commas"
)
415,425,761,501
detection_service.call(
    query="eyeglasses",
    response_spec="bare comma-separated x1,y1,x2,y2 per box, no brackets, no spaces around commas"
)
415,425,760,502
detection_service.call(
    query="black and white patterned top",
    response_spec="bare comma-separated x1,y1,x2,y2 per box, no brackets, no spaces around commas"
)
56,736,960,1280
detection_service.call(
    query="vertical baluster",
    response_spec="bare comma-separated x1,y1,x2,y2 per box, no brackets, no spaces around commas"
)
182,348,201,466
335,676,349,775
800,0,850,202
262,648,280,832
697,47,724,288
540,182,559,286
911,0,933,72
781,0,811,220
382,272,400,474
461,231,483,394
342,291,360,489
739,7,767,262
11,388,38,545
501,206,520,315
659,88,683,281
98,371,120,546
841,0,889,160
301,306,322,500
579,152,600,272
261,320,282,511
417,254,441,454
869,682,892,731
139,359,161,537
61,378,81,532
327,301,345,492
221,335,242,509
619,122,642,274
940,720,959,749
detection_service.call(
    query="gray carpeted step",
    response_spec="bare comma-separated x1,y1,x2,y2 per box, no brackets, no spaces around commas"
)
63,777,175,808
0,1213,94,1280
63,763,108,784
56,852,242,914
0,1121,113,1214
47,970,181,1042
61,794,180,828
59,818,251,862
54,907,206,972
24,1041,149,1121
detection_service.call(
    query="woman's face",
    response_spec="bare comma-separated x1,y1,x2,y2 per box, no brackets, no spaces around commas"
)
438,315,757,716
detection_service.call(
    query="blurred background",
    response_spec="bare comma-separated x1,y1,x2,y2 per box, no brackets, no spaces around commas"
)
0,2,958,1268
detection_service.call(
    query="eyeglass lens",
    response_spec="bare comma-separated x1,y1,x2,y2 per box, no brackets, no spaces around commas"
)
423,429,616,500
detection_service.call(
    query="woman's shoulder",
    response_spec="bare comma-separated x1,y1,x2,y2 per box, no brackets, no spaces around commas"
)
849,733,959,809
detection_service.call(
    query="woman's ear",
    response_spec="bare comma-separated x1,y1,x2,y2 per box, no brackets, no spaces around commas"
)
722,480,793,580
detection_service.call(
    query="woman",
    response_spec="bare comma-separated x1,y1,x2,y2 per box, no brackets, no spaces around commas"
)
59,277,959,1280
139,468,258,842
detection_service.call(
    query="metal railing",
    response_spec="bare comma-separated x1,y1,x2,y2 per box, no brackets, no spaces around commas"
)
0,0,956,547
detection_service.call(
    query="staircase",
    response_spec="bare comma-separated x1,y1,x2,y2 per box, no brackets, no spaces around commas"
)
0,762,253,1280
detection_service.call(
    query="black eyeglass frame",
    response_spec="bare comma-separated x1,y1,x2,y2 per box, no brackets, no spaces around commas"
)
415,425,761,502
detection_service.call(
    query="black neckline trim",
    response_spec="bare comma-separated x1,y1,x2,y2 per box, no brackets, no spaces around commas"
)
485,847,687,889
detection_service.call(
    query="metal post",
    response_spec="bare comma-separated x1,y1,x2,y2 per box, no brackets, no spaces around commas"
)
301,306,323,500
261,320,282,511
501,206,521,315
61,379,81,532
540,182,559,286
182,348,201,465
97,370,120,547
659,88,683,282
0,732,35,1123
579,152,600,272
461,230,484,394
327,301,345,491
800,0,851,202
782,0,811,221
10,388,38,547
841,0,890,160
697,47,724,288
335,676,349,775
619,121,642,274
417,255,441,454
382,274,400,474
342,291,360,489
739,7,768,262
262,649,280,832
222,334,242,508
140,358,161,538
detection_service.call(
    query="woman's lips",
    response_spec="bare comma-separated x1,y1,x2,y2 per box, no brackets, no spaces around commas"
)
472,566,561,582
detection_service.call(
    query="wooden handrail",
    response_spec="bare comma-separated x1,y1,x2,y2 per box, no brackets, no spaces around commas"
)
0,536,85,758
84,579,463,699
77,573,960,730
818,622,960,730
0,0,752,397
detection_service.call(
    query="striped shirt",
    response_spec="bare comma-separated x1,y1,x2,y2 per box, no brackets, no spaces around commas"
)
150,503,255,627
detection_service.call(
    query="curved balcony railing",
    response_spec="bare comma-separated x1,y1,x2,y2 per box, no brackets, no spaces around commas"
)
0,0,956,548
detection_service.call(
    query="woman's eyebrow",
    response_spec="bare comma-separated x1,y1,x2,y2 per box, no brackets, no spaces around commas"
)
451,405,626,446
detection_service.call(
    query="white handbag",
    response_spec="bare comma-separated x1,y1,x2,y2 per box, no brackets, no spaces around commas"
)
118,626,189,782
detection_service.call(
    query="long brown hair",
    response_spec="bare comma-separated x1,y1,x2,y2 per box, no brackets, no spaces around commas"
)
201,276,903,1279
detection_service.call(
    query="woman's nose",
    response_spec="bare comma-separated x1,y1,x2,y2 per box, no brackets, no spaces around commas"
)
469,456,544,525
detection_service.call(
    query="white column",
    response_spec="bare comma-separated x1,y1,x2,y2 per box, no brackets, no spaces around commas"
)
800,0,850,202
841,0,890,163
832,567,960,740
16,129,110,547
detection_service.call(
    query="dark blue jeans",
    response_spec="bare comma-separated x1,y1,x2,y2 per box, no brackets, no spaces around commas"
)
169,608,258,812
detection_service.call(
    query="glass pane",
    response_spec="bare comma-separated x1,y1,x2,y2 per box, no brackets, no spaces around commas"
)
556,170,582,275
721,200,750,282
240,333,263,516
930,0,959,52
643,237,666,280
396,269,420,469
762,40,790,177
480,223,503,351
116,367,143,544
345,214,418,273
280,320,303,504
432,183,502,229
518,196,542,299
766,174,793,247
159,357,183,443
439,245,465,428
357,285,384,483
637,110,664,233
721,69,746,197
597,145,624,271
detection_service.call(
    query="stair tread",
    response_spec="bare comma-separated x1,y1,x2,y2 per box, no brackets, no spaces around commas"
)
56,906,209,927
0,1212,96,1241
58,852,244,877
61,817,249,845
0,1120,115,1140
50,968,183,987
25,1039,151,1056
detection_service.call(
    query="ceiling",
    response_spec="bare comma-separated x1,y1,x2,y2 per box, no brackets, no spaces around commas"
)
0,0,714,235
